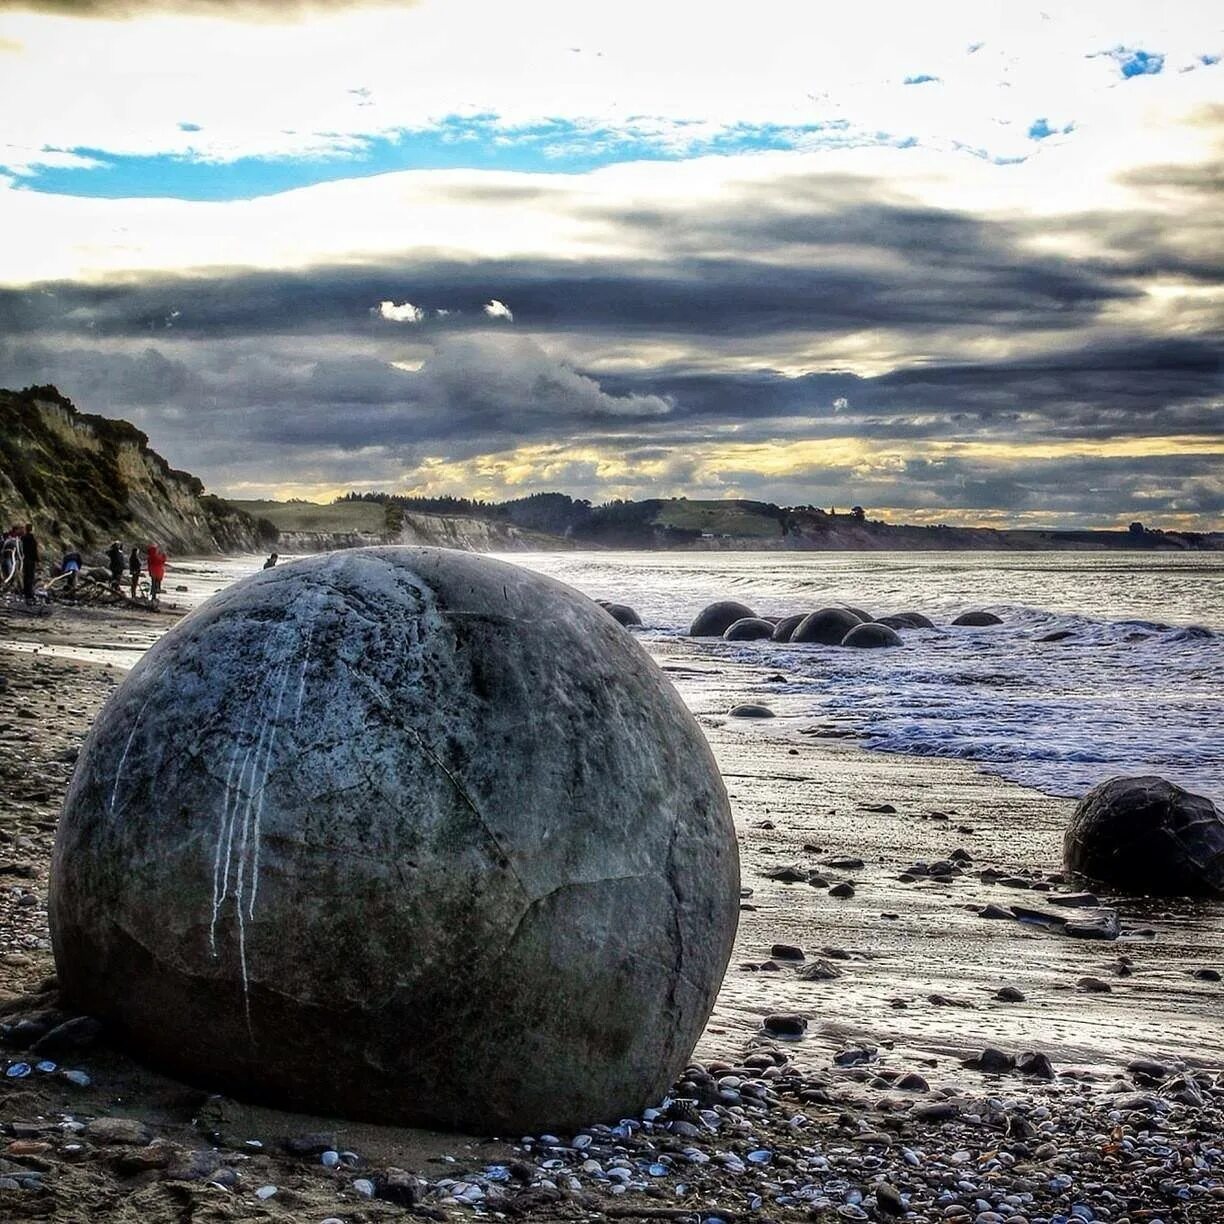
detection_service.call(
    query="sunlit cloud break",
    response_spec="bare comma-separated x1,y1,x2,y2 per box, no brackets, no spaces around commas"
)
376,300,426,324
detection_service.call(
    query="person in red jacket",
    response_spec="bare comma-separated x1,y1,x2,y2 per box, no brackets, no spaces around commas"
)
146,543,167,604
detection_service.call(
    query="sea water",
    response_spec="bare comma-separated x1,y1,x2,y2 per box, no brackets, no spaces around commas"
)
508,551,1224,807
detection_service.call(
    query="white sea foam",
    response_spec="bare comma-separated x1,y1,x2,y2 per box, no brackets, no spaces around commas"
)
511,551,1224,807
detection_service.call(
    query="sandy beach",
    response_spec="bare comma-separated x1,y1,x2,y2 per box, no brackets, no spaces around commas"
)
1,595,1222,1223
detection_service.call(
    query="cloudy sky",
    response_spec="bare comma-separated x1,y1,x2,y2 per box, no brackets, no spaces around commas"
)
0,1,1221,527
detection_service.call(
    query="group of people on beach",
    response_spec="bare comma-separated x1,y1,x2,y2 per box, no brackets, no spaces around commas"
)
106,540,168,603
1,526,169,607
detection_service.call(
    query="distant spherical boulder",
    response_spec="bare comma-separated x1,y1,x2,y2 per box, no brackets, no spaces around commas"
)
729,703,775,718
690,600,757,636
723,617,775,641
770,614,807,643
842,623,903,649
50,548,740,1133
839,605,873,623
953,611,1003,626
1064,776,1224,897
792,607,863,645
602,602,642,626
879,612,935,630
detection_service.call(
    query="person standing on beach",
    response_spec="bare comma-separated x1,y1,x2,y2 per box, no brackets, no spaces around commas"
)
0,528,19,587
20,523,38,605
60,548,83,600
107,541,124,592
128,546,142,600
146,543,167,604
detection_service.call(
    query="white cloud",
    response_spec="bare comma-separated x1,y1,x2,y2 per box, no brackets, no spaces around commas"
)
0,2,1219,171
376,299,426,323
483,299,513,322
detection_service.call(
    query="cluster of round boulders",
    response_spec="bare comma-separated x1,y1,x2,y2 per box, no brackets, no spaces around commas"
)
50,548,740,1133
689,600,756,636
690,600,1013,647
791,607,864,645
722,617,775,641
842,622,903,649
1064,776,1224,897
953,610,1004,626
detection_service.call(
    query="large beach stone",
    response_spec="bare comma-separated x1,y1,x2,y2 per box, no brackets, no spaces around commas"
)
1064,776,1224,897
953,610,1003,626
841,623,903,649
791,607,863,645
722,617,775,641
689,600,756,636
50,548,740,1133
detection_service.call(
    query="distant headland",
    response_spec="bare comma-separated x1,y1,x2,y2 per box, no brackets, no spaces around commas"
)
3,387,1221,555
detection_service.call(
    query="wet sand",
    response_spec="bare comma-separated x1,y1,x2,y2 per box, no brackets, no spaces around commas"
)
1,601,1222,1222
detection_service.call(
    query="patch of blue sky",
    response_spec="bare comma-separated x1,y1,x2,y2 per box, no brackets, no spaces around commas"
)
6,115,895,202
1095,47,1165,78
1027,118,1074,141
903,74,940,85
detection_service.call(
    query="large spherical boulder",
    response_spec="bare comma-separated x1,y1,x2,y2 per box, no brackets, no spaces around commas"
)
791,607,863,645
723,617,775,641
1064,776,1224,896
770,614,806,643
842,622,903,649
953,611,1003,626
50,548,739,1133
689,600,756,637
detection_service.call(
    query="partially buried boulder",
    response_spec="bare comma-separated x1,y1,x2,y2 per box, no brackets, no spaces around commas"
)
1064,776,1224,897
953,611,1004,626
690,600,757,637
770,614,807,643
601,602,642,627
877,612,934,630
842,623,902,649
49,548,740,1133
723,618,775,641
791,607,863,645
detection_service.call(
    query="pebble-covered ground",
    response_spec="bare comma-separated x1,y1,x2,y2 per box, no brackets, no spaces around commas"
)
1,609,1223,1223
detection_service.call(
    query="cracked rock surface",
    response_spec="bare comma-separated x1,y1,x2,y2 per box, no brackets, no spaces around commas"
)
49,548,739,1132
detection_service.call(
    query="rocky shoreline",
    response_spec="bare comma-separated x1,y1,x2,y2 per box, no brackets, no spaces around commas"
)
1,607,1222,1222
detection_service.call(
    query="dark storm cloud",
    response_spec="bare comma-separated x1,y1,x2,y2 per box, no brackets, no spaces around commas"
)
0,333,670,452
0,242,1135,342
0,169,1169,343
600,338,1224,438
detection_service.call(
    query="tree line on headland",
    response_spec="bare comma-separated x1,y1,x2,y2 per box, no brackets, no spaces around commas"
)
2,385,1220,556
335,490,1223,553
